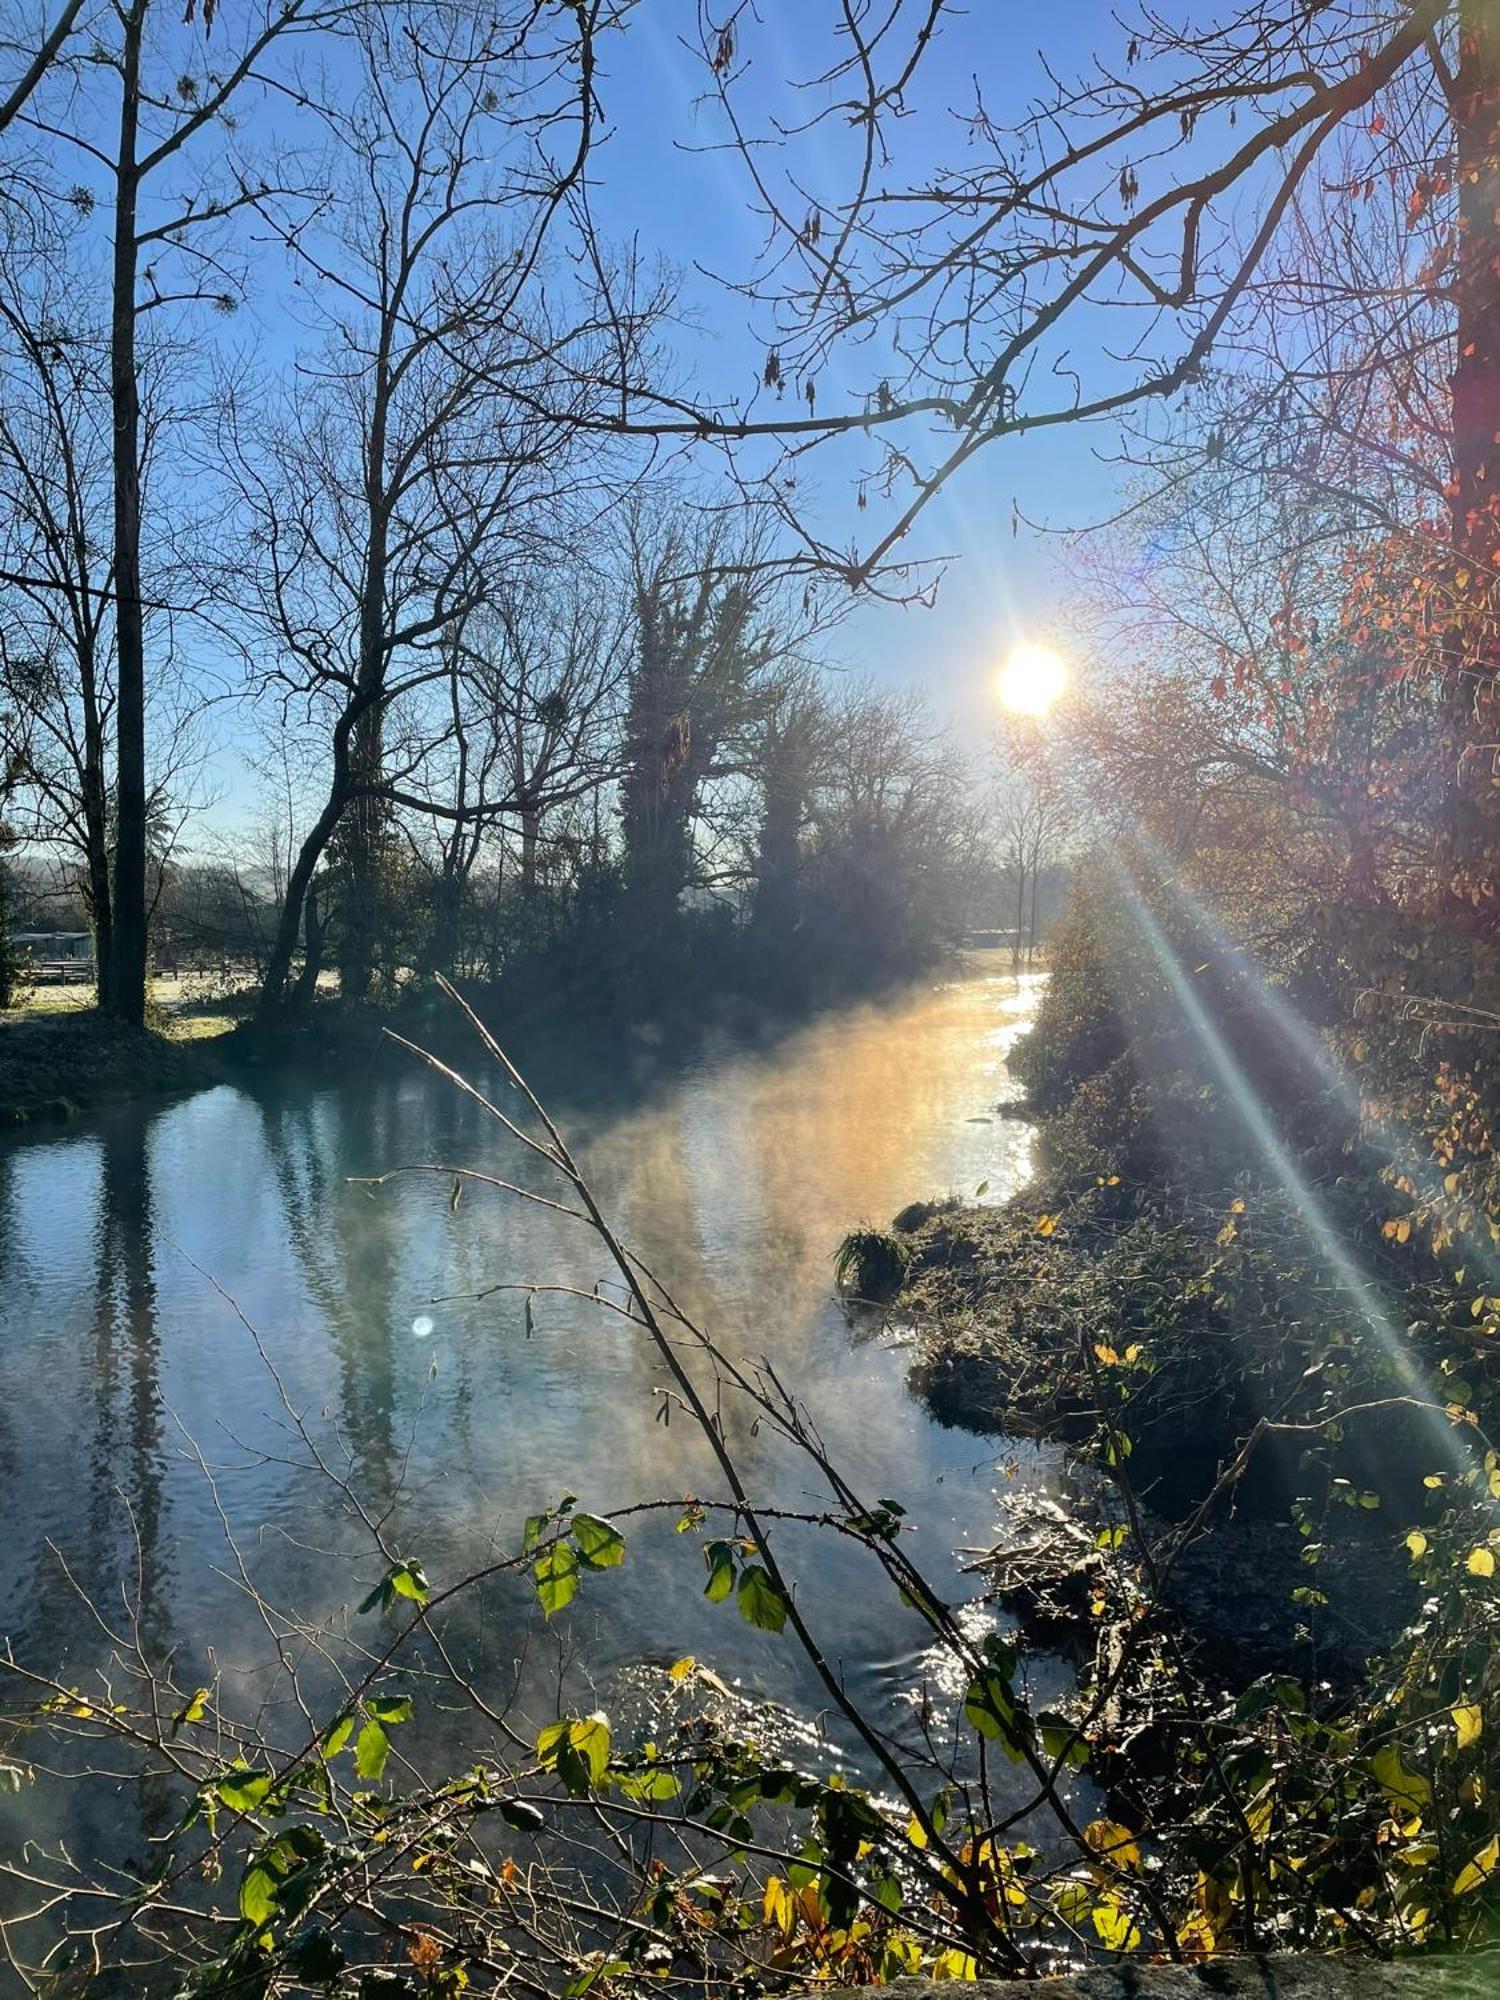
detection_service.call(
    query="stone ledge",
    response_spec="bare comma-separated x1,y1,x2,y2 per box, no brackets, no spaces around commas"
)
832,1957,1500,1999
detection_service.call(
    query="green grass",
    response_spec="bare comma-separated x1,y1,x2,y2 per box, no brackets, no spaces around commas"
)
14,975,245,1041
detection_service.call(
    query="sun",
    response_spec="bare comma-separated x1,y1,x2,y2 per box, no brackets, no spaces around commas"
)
996,643,1067,719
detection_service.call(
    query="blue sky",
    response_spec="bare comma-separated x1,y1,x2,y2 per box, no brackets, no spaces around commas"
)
31,0,1136,828
581,2,1122,738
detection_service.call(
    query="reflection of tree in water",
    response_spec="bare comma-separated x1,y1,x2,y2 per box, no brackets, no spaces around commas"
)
89,1123,161,1586
84,1115,176,1847
0,1153,17,1518
255,1069,492,1506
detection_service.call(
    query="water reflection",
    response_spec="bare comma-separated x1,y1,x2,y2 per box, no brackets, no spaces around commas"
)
0,968,1059,1867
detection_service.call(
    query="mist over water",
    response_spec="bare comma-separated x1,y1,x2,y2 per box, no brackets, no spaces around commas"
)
0,965,1066,1866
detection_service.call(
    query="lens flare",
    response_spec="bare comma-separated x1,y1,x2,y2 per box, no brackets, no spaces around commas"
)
996,643,1067,718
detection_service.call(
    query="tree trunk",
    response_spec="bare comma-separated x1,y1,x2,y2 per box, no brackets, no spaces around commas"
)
105,0,146,1025
1012,861,1026,972
1451,0,1500,566
80,667,113,1009
258,792,344,1018
753,770,805,938
337,707,384,1002
293,883,323,1007
520,802,540,898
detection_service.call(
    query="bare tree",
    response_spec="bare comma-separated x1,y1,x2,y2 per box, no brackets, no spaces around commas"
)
0,257,210,1002
15,0,356,1023
230,2,666,1016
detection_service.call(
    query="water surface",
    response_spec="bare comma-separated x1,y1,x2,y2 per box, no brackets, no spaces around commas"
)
0,964,1062,1864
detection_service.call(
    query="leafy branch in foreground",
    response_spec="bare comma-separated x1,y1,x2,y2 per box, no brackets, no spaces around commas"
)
2,977,1499,1995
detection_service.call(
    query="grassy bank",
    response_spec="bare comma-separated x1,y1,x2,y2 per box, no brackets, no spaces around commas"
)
855,872,1500,1699
0,1005,232,1123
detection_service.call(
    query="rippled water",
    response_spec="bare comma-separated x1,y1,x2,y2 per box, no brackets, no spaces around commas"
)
0,963,1068,1872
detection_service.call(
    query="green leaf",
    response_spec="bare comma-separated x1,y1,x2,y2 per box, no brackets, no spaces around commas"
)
616,1767,681,1803
573,1513,626,1569
322,1713,356,1760
237,1827,327,1937
965,1671,1027,1756
523,1512,551,1555
736,1563,788,1633
286,1927,347,1981
389,1561,429,1604
538,1713,612,1795
217,1766,275,1814
355,1719,391,1782
872,1870,903,1913
1455,1833,1500,1897
366,1695,414,1725
358,1560,429,1615
1091,1897,1141,1952
534,1540,580,1617
1039,1713,1090,1769
239,1860,278,1931
703,1539,736,1603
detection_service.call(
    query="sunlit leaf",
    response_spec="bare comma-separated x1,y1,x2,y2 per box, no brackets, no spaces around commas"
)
1454,1834,1500,1897
1083,1817,1141,1872
534,1540,580,1617
573,1513,626,1569
1370,1743,1430,1812
736,1564,788,1633
355,1718,391,1782
1091,1897,1141,1952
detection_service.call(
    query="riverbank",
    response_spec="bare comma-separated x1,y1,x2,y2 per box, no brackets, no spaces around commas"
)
846,879,1500,1964
1,938,1010,1125
0,1006,232,1123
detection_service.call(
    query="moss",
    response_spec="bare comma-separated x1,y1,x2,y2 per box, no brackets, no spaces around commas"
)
0,1010,226,1125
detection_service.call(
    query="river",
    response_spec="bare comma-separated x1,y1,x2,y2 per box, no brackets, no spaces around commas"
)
0,962,1069,1898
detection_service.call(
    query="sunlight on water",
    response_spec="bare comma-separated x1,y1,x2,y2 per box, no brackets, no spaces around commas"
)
0,963,1069,1862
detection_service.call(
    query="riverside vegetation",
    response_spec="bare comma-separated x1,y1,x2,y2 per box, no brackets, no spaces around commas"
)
4,952,1500,1995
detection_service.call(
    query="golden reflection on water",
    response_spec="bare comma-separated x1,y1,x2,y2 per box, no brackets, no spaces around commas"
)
0,963,1061,1847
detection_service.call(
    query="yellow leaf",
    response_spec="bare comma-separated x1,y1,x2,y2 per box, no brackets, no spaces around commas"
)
1423,1475,1444,1488
1454,1834,1500,1897
1094,1344,1119,1366
1083,1817,1141,1872
668,1656,695,1681
1466,1547,1496,1578
906,1815,928,1850
1090,1898,1142,1952
932,1948,977,1981
1035,1214,1059,1237
1405,1531,1429,1560
1175,1908,1217,1960
763,1876,793,1935
1370,1744,1431,1812
1454,1703,1483,1751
